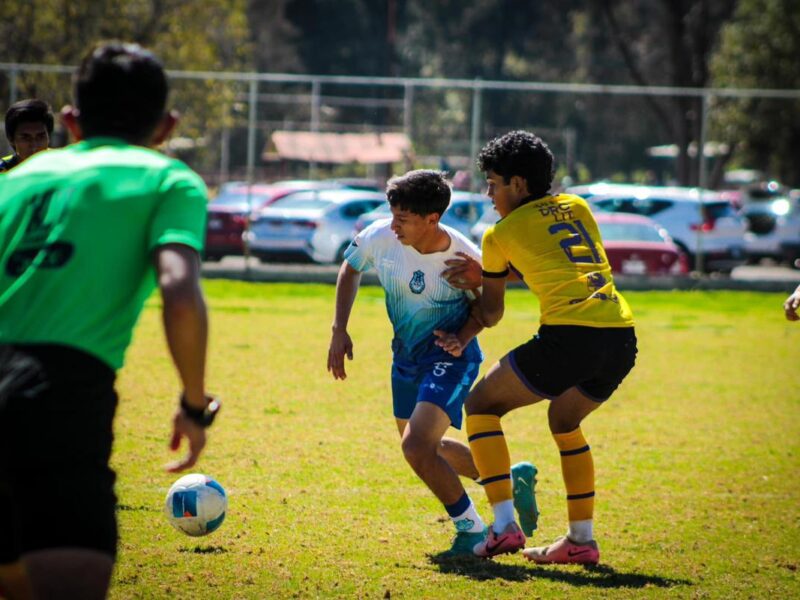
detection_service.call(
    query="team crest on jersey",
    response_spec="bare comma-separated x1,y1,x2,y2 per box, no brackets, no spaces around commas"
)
409,270,426,294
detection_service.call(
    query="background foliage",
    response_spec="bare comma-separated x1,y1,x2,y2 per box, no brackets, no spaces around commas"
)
1,0,798,186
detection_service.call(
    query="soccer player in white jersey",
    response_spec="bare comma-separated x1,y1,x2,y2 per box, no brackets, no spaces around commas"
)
327,170,537,556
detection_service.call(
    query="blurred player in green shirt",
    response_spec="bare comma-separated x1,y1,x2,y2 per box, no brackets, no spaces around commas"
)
0,42,216,599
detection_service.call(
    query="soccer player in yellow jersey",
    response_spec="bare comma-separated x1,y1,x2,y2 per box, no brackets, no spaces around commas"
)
445,131,637,563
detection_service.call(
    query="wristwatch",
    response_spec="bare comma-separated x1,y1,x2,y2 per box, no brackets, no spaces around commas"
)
180,393,221,428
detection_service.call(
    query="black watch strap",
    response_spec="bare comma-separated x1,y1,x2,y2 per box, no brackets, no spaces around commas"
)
180,393,220,428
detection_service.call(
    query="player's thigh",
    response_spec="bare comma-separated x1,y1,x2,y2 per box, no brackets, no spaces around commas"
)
548,386,603,433
415,359,479,430
395,418,408,437
465,355,545,416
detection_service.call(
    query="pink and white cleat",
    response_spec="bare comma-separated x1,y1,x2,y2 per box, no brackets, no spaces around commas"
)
473,522,526,558
523,536,600,565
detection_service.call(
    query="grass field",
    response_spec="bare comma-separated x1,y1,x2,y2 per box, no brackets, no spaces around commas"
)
110,281,800,599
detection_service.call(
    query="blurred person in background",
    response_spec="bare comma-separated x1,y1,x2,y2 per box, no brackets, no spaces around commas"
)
0,99,54,172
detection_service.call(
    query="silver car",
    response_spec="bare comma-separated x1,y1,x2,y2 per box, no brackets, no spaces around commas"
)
575,185,747,273
247,189,385,263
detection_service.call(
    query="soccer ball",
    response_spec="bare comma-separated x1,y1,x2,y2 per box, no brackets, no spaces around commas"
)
164,473,227,537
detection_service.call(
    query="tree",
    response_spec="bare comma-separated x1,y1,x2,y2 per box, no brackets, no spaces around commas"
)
710,0,800,186
597,0,740,186
0,0,253,173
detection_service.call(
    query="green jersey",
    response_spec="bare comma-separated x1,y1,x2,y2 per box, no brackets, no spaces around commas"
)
0,137,207,369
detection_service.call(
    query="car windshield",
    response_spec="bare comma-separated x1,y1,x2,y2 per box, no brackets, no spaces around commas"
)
212,192,271,207
598,222,666,243
269,196,333,210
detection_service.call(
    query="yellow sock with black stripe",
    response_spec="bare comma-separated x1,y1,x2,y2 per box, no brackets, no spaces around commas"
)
554,427,595,522
466,414,512,505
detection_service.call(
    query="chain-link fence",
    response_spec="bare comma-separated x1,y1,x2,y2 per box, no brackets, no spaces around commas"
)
2,62,799,192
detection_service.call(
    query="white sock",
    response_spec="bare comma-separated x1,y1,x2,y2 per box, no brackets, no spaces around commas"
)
568,519,594,544
452,501,485,533
492,500,515,534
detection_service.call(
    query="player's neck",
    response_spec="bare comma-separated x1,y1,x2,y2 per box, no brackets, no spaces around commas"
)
412,226,451,255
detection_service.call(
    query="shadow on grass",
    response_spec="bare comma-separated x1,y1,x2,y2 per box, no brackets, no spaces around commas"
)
178,545,228,554
117,503,157,512
428,553,693,589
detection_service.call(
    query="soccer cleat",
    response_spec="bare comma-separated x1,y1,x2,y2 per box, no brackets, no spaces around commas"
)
511,461,539,536
443,526,489,557
473,522,526,558
523,536,600,565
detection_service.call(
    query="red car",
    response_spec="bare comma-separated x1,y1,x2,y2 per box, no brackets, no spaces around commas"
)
595,212,689,276
204,180,341,260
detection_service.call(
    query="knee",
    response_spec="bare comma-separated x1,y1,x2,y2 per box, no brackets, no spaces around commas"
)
547,402,581,434
401,435,436,470
465,380,504,417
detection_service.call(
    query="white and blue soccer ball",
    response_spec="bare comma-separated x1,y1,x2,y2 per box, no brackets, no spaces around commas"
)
164,474,227,537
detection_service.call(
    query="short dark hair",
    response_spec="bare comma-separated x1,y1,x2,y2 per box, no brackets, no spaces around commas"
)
74,41,168,143
5,99,54,141
386,170,451,217
477,130,555,198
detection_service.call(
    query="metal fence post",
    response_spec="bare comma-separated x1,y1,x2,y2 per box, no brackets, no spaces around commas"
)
469,80,482,192
696,92,711,274
310,79,321,178
403,82,414,140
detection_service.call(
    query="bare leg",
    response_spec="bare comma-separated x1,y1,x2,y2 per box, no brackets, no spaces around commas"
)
400,402,467,506
548,387,601,434
24,548,113,600
395,418,478,479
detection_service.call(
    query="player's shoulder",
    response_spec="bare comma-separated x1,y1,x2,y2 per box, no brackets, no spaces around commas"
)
359,218,394,241
441,223,480,255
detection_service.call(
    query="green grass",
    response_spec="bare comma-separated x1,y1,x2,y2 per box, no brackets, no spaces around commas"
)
111,282,800,598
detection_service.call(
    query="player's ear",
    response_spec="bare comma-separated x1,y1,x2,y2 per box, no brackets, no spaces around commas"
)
61,105,83,142
151,110,179,146
510,175,529,197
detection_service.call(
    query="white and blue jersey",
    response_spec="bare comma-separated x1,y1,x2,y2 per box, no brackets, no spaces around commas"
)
345,219,483,429
345,220,483,367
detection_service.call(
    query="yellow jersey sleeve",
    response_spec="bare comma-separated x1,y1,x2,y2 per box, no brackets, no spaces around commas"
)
481,224,510,277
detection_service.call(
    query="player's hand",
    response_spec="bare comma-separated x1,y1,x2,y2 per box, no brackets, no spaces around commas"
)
784,290,800,321
442,252,482,289
328,328,354,380
166,410,207,473
433,329,465,357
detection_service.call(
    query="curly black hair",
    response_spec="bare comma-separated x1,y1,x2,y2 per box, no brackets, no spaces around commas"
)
386,169,451,217
477,130,554,198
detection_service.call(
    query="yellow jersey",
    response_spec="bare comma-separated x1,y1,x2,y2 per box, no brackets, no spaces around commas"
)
482,193,634,328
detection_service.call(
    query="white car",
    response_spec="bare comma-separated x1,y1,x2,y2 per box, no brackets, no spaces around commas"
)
248,189,385,263
572,184,747,273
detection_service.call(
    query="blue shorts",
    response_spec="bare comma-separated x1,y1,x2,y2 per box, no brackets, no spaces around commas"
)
391,357,480,430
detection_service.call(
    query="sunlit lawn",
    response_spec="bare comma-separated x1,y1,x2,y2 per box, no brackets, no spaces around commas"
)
110,281,800,598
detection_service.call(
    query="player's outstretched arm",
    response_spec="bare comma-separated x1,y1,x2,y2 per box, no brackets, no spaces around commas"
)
156,243,209,472
479,276,506,327
434,289,485,357
784,284,800,321
328,261,362,380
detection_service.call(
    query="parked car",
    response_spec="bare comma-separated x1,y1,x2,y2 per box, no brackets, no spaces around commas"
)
353,191,492,239
595,213,688,276
576,185,747,273
248,189,385,263
738,183,795,263
777,193,800,268
205,180,345,260
469,203,500,244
